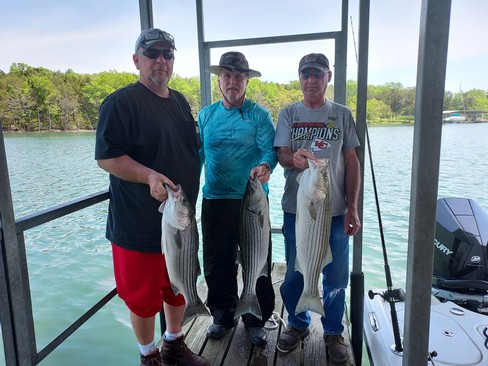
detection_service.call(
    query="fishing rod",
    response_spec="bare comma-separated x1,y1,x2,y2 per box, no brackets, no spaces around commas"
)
350,16,403,354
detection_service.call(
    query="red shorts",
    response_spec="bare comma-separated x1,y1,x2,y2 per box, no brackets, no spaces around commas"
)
111,243,185,318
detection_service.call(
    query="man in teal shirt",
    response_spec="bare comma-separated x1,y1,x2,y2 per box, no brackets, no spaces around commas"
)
198,51,277,347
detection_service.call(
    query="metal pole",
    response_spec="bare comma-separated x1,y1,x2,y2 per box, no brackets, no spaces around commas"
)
196,0,212,107
0,131,37,366
333,0,349,105
350,0,369,364
404,1,451,365
138,0,153,30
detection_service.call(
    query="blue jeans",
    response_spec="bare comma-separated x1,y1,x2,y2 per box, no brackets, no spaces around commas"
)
280,212,349,335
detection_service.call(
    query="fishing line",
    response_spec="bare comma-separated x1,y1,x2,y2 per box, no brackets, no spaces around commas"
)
350,15,404,354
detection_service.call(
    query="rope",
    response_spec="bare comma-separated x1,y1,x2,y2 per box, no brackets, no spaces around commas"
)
265,311,286,330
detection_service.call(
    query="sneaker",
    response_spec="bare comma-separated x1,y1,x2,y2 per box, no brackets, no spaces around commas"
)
324,334,348,363
206,319,238,340
277,325,310,353
160,335,209,366
247,327,267,347
140,350,162,366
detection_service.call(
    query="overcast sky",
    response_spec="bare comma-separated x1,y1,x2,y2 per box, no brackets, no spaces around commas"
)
1,0,486,93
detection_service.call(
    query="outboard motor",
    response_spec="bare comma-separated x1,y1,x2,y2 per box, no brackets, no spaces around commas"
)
432,198,488,313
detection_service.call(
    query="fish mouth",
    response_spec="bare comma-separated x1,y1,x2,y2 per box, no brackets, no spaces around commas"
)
165,184,182,197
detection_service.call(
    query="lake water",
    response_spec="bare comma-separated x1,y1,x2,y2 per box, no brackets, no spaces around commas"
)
1,123,488,365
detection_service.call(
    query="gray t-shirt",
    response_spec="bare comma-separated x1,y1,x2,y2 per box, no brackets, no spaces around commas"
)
274,100,360,216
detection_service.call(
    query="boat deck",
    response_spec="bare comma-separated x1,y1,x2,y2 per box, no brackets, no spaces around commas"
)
160,262,355,366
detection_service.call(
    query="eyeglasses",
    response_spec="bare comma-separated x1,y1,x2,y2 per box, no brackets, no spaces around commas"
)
139,49,174,60
300,70,326,79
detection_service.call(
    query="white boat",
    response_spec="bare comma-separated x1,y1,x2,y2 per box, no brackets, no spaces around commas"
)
364,198,488,366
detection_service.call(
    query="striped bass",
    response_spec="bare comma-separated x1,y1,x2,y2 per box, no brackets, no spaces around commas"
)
295,157,333,317
234,174,270,320
159,184,210,325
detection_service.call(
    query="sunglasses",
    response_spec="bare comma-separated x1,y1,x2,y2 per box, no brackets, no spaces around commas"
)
139,49,174,60
142,30,174,44
300,70,326,79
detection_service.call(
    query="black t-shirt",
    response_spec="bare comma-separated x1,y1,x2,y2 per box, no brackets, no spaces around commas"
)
95,82,200,252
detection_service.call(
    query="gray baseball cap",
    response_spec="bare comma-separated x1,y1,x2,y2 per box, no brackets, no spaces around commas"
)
298,53,330,72
135,28,176,53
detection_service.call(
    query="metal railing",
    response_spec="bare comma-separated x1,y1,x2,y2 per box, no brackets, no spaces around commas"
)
0,127,284,365
0,144,115,366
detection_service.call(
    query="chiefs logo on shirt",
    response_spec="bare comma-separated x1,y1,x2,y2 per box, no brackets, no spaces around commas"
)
311,138,332,152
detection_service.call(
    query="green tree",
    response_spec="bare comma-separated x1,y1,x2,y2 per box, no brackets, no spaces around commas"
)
345,80,358,113
1,63,487,131
366,98,392,122
29,72,56,131
169,75,201,118
82,71,138,125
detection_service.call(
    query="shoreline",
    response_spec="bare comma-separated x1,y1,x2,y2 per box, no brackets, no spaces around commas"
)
2,129,96,134
3,120,488,134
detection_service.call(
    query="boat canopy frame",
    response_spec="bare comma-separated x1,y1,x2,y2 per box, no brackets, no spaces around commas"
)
0,1,453,365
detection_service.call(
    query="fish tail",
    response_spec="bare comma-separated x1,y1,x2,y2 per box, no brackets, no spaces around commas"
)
181,301,210,325
234,293,262,320
295,293,325,317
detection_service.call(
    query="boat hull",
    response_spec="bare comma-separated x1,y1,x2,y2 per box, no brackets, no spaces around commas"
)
364,290,488,366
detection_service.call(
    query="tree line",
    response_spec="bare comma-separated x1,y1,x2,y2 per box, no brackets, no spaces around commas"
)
1,63,487,132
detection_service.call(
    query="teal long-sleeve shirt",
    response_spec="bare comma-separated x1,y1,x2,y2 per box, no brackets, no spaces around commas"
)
198,99,278,199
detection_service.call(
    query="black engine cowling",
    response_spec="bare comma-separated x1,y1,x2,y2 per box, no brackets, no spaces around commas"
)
433,198,488,293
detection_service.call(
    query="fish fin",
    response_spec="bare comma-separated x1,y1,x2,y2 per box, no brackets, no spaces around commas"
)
294,257,303,274
295,293,325,317
158,202,166,213
324,248,333,267
259,262,268,278
234,294,262,321
296,171,303,184
235,248,242,265
308,203,317,221
161,230,166,254
170,283,180,296
182,300,210,326
174,230,183,248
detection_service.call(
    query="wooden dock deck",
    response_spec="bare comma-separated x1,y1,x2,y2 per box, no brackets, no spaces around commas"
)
162,262,355,366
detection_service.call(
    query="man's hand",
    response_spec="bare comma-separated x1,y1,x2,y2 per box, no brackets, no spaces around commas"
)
250,164,270,185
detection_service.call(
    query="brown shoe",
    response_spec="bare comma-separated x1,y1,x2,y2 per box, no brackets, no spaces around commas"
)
160,336,209,366
324,335,348,363
140,350,162,366
277,325,310,353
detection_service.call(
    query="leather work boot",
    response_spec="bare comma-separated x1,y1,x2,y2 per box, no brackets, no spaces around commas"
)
277,325,310,353
140,349,163,366
247,327,267,347
324,334,348,363
206,319,238,340
160,335,210,366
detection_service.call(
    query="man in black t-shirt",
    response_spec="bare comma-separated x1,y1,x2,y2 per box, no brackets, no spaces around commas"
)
95,28,208,366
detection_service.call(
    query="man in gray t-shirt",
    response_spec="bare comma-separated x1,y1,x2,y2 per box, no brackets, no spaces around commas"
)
273,53,361,364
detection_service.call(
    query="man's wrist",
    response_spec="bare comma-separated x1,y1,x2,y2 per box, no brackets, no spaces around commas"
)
259,162,270,170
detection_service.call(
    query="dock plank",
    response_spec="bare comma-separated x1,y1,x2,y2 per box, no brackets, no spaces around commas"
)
158,262,355,366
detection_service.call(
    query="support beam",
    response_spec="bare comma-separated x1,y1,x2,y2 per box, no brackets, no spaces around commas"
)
196,0,212,107
404,1,451,364
0,131,37,366
138,0,153,30
350,1,370,364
